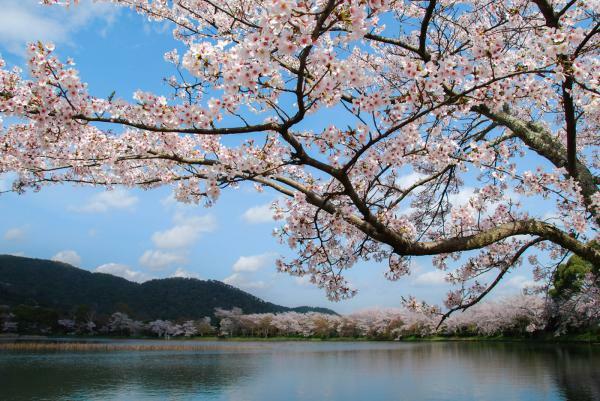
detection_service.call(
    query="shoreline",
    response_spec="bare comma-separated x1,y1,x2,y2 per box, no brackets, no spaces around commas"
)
1,333,598,347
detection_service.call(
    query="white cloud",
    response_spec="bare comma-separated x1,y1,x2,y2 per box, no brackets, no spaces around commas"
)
172,268,200,279
3,226,26,241
7,251,25,257
223,272,268,290
396,171,426,190
448,187,476,208
95,263,151,283
223,252,277,290
151,226,199,249
152,213,216,249
542,211,560,221
141,213,216,273
139,249,187,271
505,275,536,290
295,276,313,286
71,188,138,213
412,270,447,286
160,193,178,207
52,250,82,267
0,0,118,56
242,203,274,224
232,252,277,272
448,187,520,210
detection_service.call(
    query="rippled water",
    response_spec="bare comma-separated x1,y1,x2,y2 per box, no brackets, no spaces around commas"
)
0,340,598,401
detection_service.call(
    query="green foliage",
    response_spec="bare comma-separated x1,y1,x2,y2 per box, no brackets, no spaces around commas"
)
550,242,599,300
12,305,59,334
0,255,336,322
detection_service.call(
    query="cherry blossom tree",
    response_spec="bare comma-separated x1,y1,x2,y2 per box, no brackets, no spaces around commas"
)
148,319,174,337
1,0,599,317
181,320,199,336
215,307,243,336
107,312,145,335
2,320,18,334
345,308,405,337
0,307,17,333
211,294,568,338
195,316,216,336
552,273,600,333
57,318,77,334
443,294,547,335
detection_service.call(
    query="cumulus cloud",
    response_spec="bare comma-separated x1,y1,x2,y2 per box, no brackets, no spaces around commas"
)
3,226,27,241
140,213,216,273
52,250,82,267
295,275,313,286
95,263,151,283
0,0,118,56
412,270,447,286
139,249,187,271
448,187,520,210
505,275,537,290
71,188,139,213
172,268,200,279
160,193,178,207
223,272,268,290
242,203,274,224
151,213,216,249
396,171,426,190
223,252,277,290
232,252,277,272
448,187,476,208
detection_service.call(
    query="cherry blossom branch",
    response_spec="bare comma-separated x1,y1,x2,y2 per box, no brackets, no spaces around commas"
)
436,237,547,329
74,115,279,135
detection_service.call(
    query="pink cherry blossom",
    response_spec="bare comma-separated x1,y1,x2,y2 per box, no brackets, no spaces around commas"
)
0,0,598,318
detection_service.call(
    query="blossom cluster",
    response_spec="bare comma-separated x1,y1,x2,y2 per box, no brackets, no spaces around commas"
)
0,0,598,307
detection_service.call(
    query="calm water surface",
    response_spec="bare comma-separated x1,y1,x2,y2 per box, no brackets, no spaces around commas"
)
0,340,598,401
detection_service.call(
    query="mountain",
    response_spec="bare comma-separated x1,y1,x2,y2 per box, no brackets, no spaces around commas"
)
0,255,336,320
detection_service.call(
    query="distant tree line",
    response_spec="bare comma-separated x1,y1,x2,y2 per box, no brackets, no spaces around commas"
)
2,291,598,339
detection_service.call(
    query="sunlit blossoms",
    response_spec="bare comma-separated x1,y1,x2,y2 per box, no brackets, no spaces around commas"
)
0,1,599,317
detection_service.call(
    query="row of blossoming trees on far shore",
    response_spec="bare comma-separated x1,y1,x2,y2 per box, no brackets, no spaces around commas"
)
2,289,598,339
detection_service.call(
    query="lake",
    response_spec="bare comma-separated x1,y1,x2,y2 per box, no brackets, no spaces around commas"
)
0,340,598,400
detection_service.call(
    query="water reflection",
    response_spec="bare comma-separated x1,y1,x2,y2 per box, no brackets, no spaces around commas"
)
0,341,598,401
0,350,262,400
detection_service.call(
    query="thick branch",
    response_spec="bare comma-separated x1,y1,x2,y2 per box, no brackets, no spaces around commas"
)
74,115,278,135
404,220,600,265
473,105,598,224
562,76,577,176
532,0,559,28
418,0,436,61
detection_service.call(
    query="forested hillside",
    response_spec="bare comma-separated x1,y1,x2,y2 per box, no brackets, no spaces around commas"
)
0,255,336,321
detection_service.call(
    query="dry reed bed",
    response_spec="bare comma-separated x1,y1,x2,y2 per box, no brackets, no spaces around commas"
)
0,342,260,352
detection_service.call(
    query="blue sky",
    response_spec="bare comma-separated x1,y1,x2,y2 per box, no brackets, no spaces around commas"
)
0,0,535,313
